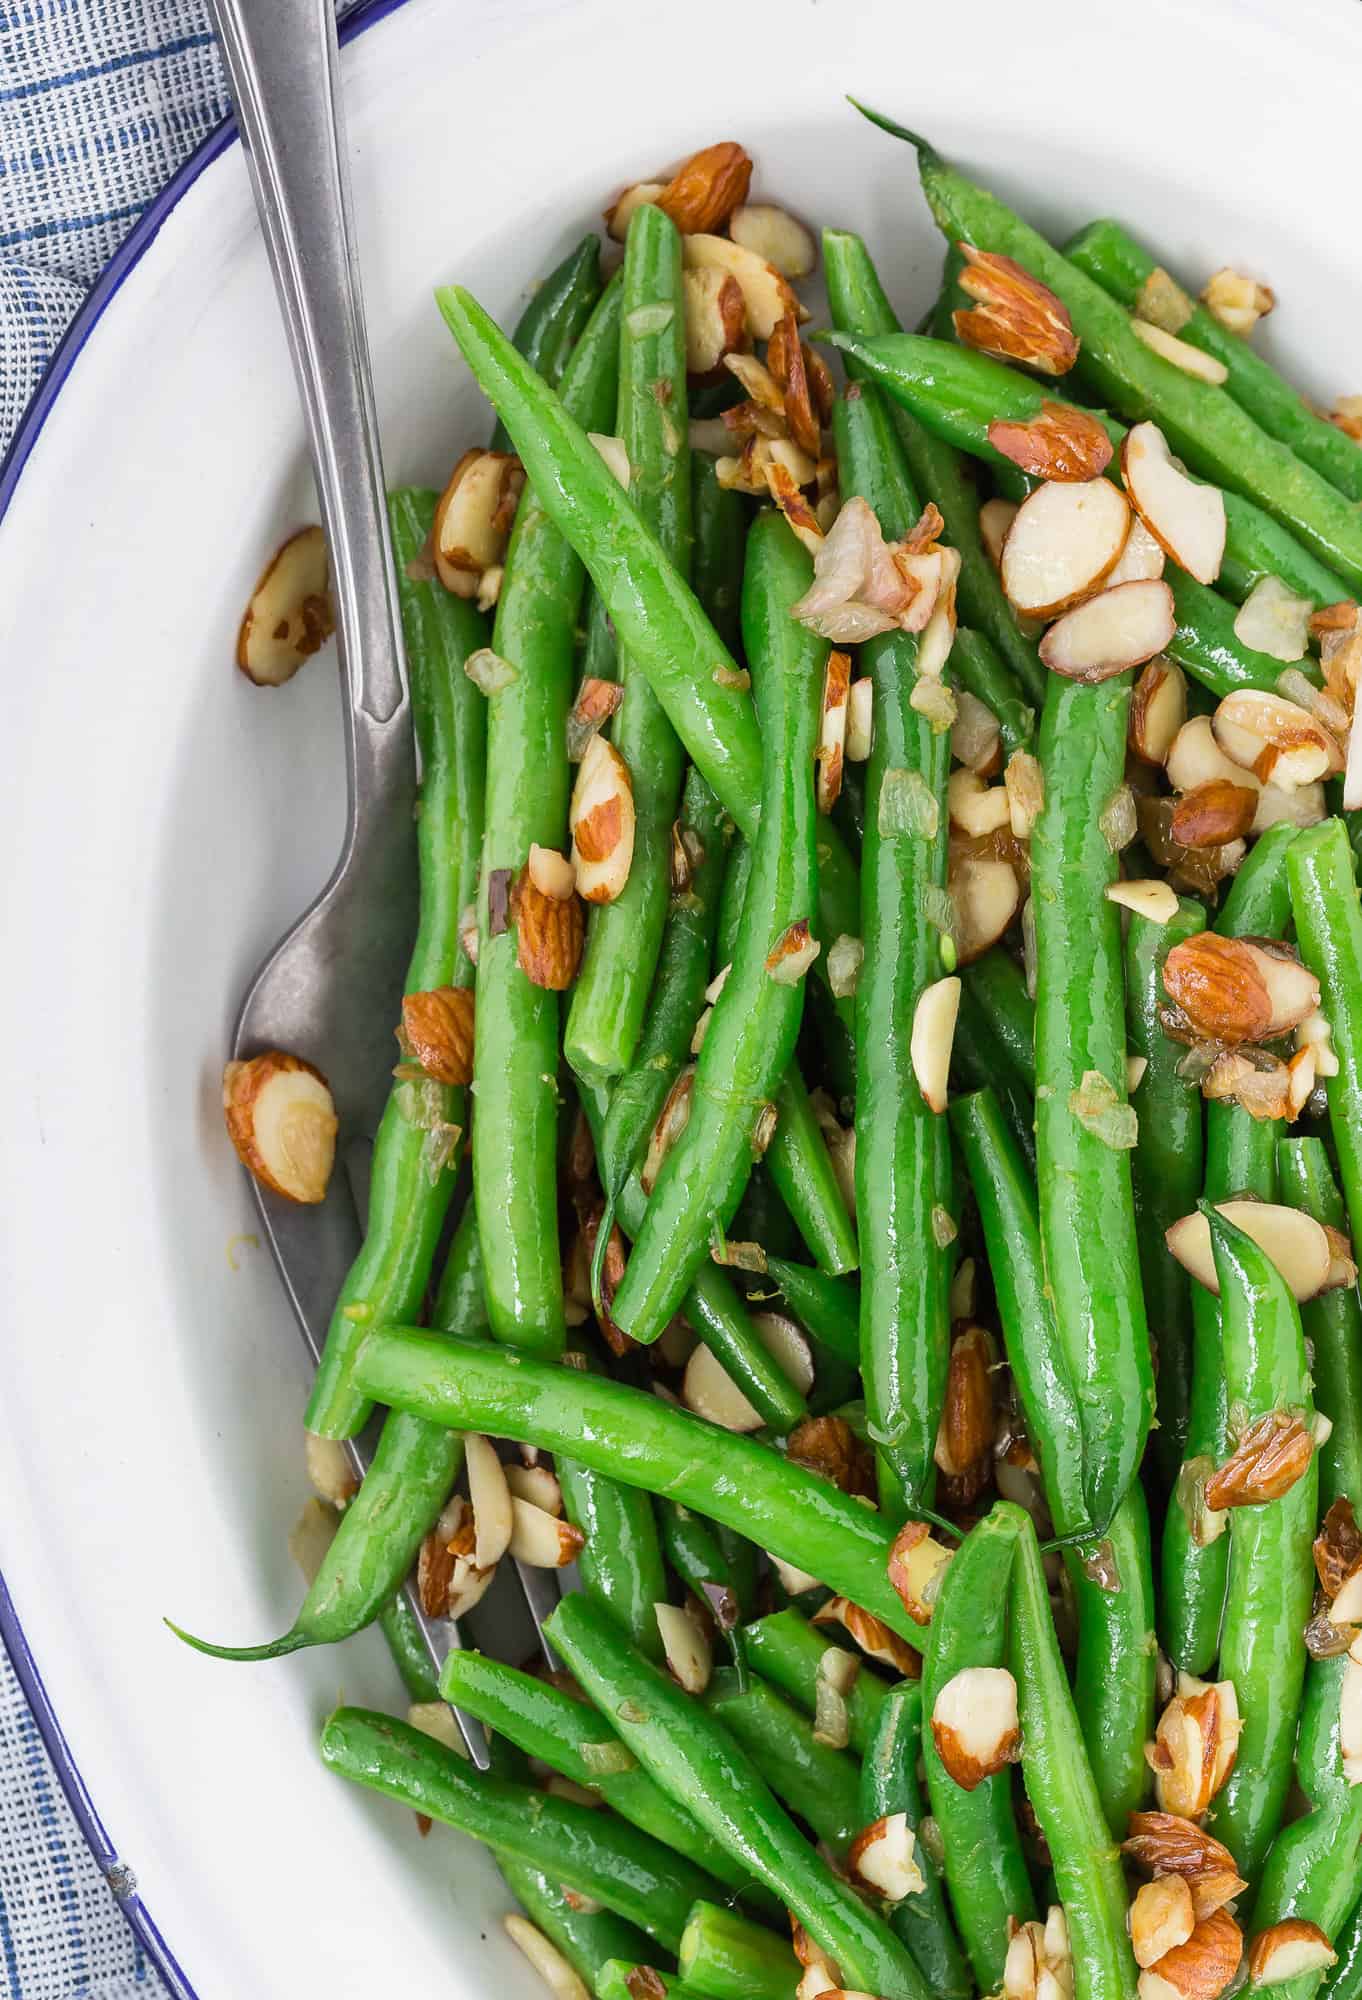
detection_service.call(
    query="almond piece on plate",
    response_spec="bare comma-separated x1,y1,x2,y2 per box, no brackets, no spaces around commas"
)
570,734,636,903
1133,1879,1197,1970
1123,1814,1247,1916
223,1051,338,1203
931,1665,1021,1788
1106,879,1180,924
949,768,1013,837
1164,1199,1332,1301
847,1812,925,1902
402,985,475,1085
1161,932,1319,1043
910,976,961,1113
1248,1922,1336,1988
237,524,335,686
1000,478,1131,617
953,245,1079,376
605,181,668,240
1170,780,1259,850
846,677,874,762
988,401,1113,481
683,267,748,375
465,1432,515,1570
654,142,752,234
1203,268,1275,335
812,1596,921,1676
934,1324,996,1490
1234,576,1313,663
729,203,817,279
1167,714,1261,797
1140,1908,1243,2000
1121,423,1226,585
1040,579,1176,682
1131,320,1230,386
1146,1680,1240,1815
304,1432,357,1509
1129,658,1187,766
1212,690,1340,791
683,233,805,339
509,1496,584,1567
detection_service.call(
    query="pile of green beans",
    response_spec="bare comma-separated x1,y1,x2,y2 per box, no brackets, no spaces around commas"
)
197,137,1362,2000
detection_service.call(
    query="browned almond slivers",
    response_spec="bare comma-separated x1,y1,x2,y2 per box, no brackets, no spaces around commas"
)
911,975,961,1115
237,524,334,686
514,868,584,990
1162,933,1319,1043
417,1524,457,1616
1212,691,1341,791
1164,1200,1333,1302
1105,515,1167,588
999,478,1131,617
1129,658,1188,766
433,449,524,597
1205,1410,1315,1509
655,1601,713,1694
930,1665,1021,1789
1133,1879,1197,1970
786,1415,877,1499
1248,1922,1336,1988
952,244,1080,376
465,1432,515,1569
730,203,818,281
1146,1681,1240,1816
1200,1049,1292,1124
933,1323,996,1487
509,1498,585,1568
567,677,625,760
1142,1908,1243,2000
816,649,851,813
654,142,753,235
1170,780,1259,850
812,1596,922,1677
979,497,1017,571
887,1520,954,1625
988,400,1113,481
401,985,475,1086
766,918,821,984
1124,1812,1243,1885
570,735,636,903
1121,423,1226,585
1040,579,1176,682
223,1051,338,1204
683,234,805,340
683,267,748,376
765,460,824,558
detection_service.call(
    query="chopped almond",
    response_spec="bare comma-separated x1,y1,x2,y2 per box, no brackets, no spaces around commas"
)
570,735,636,903
1142,1909,1243,2000
684,267,748,375
402,986,475,1085
953,244,1079,375
1129,658,1188,766
604,181,667,239
509,1497,584,1567
654,141,752,234
730,203,817,280
951,854,1022,964
988,400,1114,481
847,1812,925,1902
949,768,1013,838
222,1051,337,1204
1124,1814,1245,1914
465,1432,515,1570
567,677,625,760
814,649,851,812
683,233,806,340
1170,780,1259,850
887,1521,954,1626
1314,1497,1362,1599
931,1665,1021,1788
786,1416,876,1499
979,497,1018,570
1105,515,1168,588
433,450,524,597
1106,879,1180,924
847,677,874,762
527,844,577,902
237,524,334,686
417,1522,456,1616
812,1596,921,1677
1146,1680,1240,1817
1133,1879,1197,1970
1202,268,1275,335
513,866,584,990
655,1600,712,1693
1213,690,1341,792
1248,1921,1335,1988
1204,1410,1315,1509
766,918,821,984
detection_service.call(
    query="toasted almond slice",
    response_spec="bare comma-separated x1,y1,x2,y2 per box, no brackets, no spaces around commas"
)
505,1914,592,2000
1000,478,1131,617
407,1700,470,1757
846,678,874,762
847,1812,925,1902
815,649,851,813
1129,658,1188,767
1248,1922,1336,1987
683,233,805,339
1165,1199,1332,1300
1167,714,1261,797
588,433,631,488
683,267,748,375
1004,750,1045,838
931,1666,1020,1789
509,1496,584,1568
1004,1921,1045,2000
1162,932,1319,1042
952,855,1022,964
1234,576,1313,664
953,689,1003,774
1104,514,1167,589
528,844,577,902
464,1432,514,1570
911,976,961,1115
725,350,786,413
766,918,821,985
1121,424,1226,585
949,768,1012,837
223,1052,337,1204
434,450,524,595
682,1341,763,1432
888,1520,954,1626
750,1310,816,1395
305,1432,358,1508
1212,691,1338,791
653,142,753,235
1143,1909,1243,2000
1286,1045,1317,1118
1041,579,1176,682
1133,1879,1197,1970
605,181,667,240
570,735,636,903
447,1554,498,1619
1132,319,1231,385
988,401,1113,481
729,202,816,279
812,1596,921,1676
1106,878,1180,924
504,1462,562,1515
514,867,584,990
655,1601,712,1694
237,524,334,685
980,497,1018,570
772,1555,825,1597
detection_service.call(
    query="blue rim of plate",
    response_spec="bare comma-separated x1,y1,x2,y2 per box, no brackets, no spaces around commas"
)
0,1,410,1990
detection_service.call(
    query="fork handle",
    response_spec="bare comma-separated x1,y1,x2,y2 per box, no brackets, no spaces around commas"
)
209,0,406,730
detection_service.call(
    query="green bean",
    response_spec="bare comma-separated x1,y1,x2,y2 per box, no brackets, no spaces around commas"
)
951,628,1037,754
1205,1204,1319,1887
829,275,953,1516
559,1359,668,1663
1326,1895,1362,2000
578,587,618,685
921,1505,1035,1991
1289,819,1362,1259
951,983,1036,1175
1278,1139,1362,1513
498,1859,652,1998
374,1592,441,1705
948,1089,1155,1836
1162,824,1297,1675
578,1082,808,1436
1126,896,1207,1486
473,277,621,1358
860,1682,972,2000
597,1964,705,2000
823,226,1046,708
690,453,748,656
657,1503,749,1623
439,1650,763,1903
568,206,691,1083
1032,668,1152,1537
609,514,826,1347
739,1609,894,1755
763,1259,861,1369
678,1904,799,2000
354,1331,920,1641
320,1707,719,1951
1062,218,1362,506
1008,1507,1139,2000
430,1196,490,1338
963,947,1035,1089
436,287,863,991
305,488,486,1437
545,1594,931,2000
492,233,604,452
853,112,1362,591
704,1667,861,1854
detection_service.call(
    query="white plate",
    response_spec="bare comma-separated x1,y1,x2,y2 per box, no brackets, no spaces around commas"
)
2,0,1360,1989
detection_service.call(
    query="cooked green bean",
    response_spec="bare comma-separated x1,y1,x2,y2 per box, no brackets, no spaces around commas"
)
492,233,604,453
498,1859,652,1998
963,947,1034,1089
558,1351,668,1663
657,1502,750,1623
763,1259,861,1369
950,629,1038,756
1279,1139,1362,1513
430,1195,490,1339
1289,818,1362,1258
678,1904,799,2000
951,984,1036,1175
705,1667,862,1853
1326,1895,1362,2000
739,1608,895,1754
860,1682,972,2000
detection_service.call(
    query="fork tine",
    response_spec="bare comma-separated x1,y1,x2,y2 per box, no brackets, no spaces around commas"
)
513,1560,565,1670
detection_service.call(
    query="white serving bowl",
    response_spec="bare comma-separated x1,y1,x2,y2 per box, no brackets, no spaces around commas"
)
1,0,1359,1990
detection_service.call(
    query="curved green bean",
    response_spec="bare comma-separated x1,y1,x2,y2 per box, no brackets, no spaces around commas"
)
491,233,603,452
860,1682,972,2000
705,1667,862,1854
558,1354,669,1663
963,947,1034,1089
739,1608,895,1755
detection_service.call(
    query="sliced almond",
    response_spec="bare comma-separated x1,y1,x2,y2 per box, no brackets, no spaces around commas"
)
504,1462,562,1515
1132,319,1231,386
931,1665,1020,1788
681,1341,764,1433
304,1432,358,1509
1124,1813,1245,1909
1201,1049,1291,1123
949,768,1013,837
1105,514,1167,589
1212,691,1339,791
605,181,667,240
222,1052,337,1204
509,1496,584,1568
787,1416,876,1499
1106,879,1180,924
570,735,636,903
847,1812,925,1902
1162,933,1319,1043
979,498,1018,570
641,1065,694,1196
766,918,821,985
407,1700,469,1757
1286,1045,1317,1118
887,1520,954,1626
1202,268,1275,335
505,1915,591,2000
513,867,584,990
811,1597,921,1677
1248,1922,1336,1988
237,525,334,685
1040,579,1176,682
954,245,1078,376
952,855,1021,964
684,267,748,375
1121,424,1225,585
655,1600,712,1693
1233,576,1313,664
589,434,631,488
934,1324,996,1486
989,400,1114,482
846,678,874,762
750,1311,815,1396
911,976,961,1115
683,233,805,340
1142,1909,1243,2000
729,203,816,279
417,1523,456,1617
434,451,524,596
1205,1410,1315,1509
1130,658,1188,766
1146,1681,1240,1817
1167,715,1260,797
447,1554,498,1620
1133,1879,1197,1970
465,1432,514,1570
1000,478,1131,617
815,649,852,813
1344,701,1362,813
654,141,752,235
1164,1199,1332,1301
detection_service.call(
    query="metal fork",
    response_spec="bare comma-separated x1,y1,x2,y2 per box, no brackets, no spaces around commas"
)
207,0,559,1763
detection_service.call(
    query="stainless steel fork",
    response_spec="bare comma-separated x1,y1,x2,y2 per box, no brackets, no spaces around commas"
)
207,0,559,1762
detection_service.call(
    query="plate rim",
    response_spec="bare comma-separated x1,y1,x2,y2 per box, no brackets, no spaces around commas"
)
0,2,409,1988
